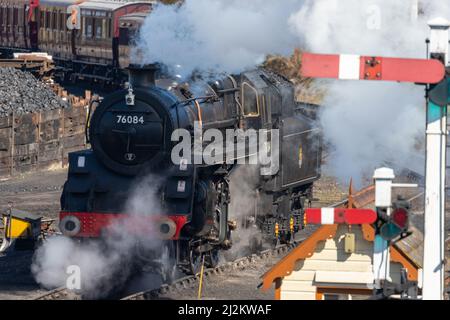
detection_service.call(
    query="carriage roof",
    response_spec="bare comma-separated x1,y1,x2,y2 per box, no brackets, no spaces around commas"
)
119,11,149,20
39,0,154,11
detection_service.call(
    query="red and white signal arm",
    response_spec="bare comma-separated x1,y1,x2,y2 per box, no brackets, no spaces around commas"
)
305,208,377,225
301,53,446,84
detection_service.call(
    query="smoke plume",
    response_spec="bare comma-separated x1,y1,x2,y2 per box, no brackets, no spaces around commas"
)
135,0,304,77
136,0,450,184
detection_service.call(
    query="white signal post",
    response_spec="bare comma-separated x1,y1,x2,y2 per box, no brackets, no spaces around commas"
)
300,17,449,300
373,168,395,288
423,18,450,300
373,168,419,292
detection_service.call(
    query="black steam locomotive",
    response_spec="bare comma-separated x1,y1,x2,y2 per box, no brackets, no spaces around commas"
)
59,65,322,275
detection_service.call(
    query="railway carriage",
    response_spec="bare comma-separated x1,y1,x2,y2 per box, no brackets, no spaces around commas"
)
0,0,29,49
0,0,153,82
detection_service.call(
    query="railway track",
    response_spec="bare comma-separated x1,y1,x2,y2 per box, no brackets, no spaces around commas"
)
122,243,297,300
32,188,372,300
34,185,432,300
33,286,82,300
32,243,298,301
121,190,378,301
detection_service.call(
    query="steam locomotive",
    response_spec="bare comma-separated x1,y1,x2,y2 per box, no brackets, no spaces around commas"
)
0,0,153,83
59,65,322,275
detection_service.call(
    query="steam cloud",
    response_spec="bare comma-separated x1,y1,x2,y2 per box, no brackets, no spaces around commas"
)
32,175,165,298
136,0,450,184
291,0,450,184
226,165,265,260
135,0,303,77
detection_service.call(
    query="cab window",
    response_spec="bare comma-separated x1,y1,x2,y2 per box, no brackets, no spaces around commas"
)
242,82,259,117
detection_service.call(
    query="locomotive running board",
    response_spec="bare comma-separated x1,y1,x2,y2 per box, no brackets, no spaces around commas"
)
301,53,446,84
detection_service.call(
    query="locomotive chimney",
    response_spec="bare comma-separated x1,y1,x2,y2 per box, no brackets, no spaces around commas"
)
127,64,160,88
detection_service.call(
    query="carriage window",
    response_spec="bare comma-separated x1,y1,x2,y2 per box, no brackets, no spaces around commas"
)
107,19,112,38
52,12,57,29
60,12,65,31
119,27,129,45
46,11,50,28
40,10,44,27
1,7,5,29
242,82,259,117
18,6,23,25
95,20,102,39
13,8,18,26
102,19,107,38
85,18,93,38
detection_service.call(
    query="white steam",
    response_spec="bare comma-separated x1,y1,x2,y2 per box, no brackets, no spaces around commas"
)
225,165,266,260
290,0,450,184
32,175,165,298
135,0,304,77
136,0,450,184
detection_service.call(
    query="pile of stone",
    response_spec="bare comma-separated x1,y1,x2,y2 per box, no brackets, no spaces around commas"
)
0,67,68,117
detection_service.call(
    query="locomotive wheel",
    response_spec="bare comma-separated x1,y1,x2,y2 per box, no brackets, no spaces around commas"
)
189,249,203,275
206,249,220,268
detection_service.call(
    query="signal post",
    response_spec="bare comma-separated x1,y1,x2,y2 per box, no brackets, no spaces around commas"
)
423,18,450,300
300,17,450,299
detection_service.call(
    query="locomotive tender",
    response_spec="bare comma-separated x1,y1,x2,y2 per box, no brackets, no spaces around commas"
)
0,0,153,83
59,65,322,274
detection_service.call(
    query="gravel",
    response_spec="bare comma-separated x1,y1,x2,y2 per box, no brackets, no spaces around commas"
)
0,68,68,116
0,169,67,219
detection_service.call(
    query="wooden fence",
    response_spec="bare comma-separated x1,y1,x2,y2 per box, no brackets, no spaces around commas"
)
0,89,91,178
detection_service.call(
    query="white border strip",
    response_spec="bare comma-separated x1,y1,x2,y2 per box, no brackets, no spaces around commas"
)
321,208,335,224
339,54,360,80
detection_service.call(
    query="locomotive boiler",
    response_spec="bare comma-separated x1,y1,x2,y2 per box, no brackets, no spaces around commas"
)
59,65,322,275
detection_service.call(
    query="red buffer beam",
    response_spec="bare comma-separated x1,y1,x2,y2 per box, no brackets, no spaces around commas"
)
301,53,446,84
305,208,377,225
